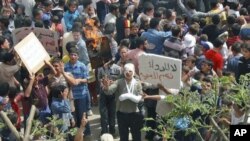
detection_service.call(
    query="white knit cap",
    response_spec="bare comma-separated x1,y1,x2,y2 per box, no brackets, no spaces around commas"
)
100,133,114,141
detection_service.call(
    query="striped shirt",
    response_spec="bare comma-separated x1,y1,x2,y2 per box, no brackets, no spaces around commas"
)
64,61,89,99
164,36,186,59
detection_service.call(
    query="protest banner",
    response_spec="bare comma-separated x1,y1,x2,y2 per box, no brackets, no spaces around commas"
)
14,32,50,75
138,53,182,89
12,27,59,55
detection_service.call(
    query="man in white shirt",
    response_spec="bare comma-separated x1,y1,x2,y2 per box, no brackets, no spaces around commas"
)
136,2,154,26
15,0,36,17
104,3,119,26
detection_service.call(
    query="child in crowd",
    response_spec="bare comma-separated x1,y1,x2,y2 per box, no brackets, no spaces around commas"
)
51,85,75,132
64,0,80,31
0,82,10,111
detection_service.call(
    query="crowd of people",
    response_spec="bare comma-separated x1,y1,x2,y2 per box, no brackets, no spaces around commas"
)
0,0,250,141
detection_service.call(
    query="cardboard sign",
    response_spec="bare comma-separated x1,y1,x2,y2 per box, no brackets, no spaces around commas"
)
138,53,182,89
14,32,50,75
12,27,59,55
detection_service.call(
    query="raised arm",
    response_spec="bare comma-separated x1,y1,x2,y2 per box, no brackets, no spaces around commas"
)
177,0,189,14
196,6,229,17
102,77,118,95
74,113,88,141
44,60,57,75
59,62,80,86
24,74,35,98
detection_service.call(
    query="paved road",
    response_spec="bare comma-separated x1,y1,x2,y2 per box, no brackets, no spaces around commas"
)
85,105,146,141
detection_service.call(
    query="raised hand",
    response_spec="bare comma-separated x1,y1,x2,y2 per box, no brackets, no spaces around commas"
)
58,62,65,73
80,113,88,128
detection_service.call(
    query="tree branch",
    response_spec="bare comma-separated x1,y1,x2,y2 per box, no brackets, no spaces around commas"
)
0,111,22,141
209,116,229,141
244,109,250,124
24,105,36,141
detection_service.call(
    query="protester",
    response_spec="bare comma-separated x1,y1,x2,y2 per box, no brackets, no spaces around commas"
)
0,52,21,88
237,42,250,81
50,85,75,132
64,47,91,136
64,0,80,31
0,0,250,140
98,58,121,136
102,63,144,141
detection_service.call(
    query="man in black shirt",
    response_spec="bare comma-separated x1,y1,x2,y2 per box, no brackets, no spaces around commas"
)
116,4,130,44
237,43,250,81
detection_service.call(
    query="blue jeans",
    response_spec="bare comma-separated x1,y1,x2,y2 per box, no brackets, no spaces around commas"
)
74,95,91,135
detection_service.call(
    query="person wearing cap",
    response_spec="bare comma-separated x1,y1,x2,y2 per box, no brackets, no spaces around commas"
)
200,41,213,54
102,63,144,141
64,47,91,136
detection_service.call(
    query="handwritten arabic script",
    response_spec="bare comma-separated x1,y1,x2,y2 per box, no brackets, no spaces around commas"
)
138,53,182,89
12,27,59,56
148,59,177,72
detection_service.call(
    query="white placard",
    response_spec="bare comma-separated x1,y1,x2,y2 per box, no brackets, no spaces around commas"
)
14,32,50,75
138,53,182,89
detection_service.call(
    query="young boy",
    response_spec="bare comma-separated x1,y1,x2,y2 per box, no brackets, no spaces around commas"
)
64,0,80,31
51,85,75,132
42,0,53,29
